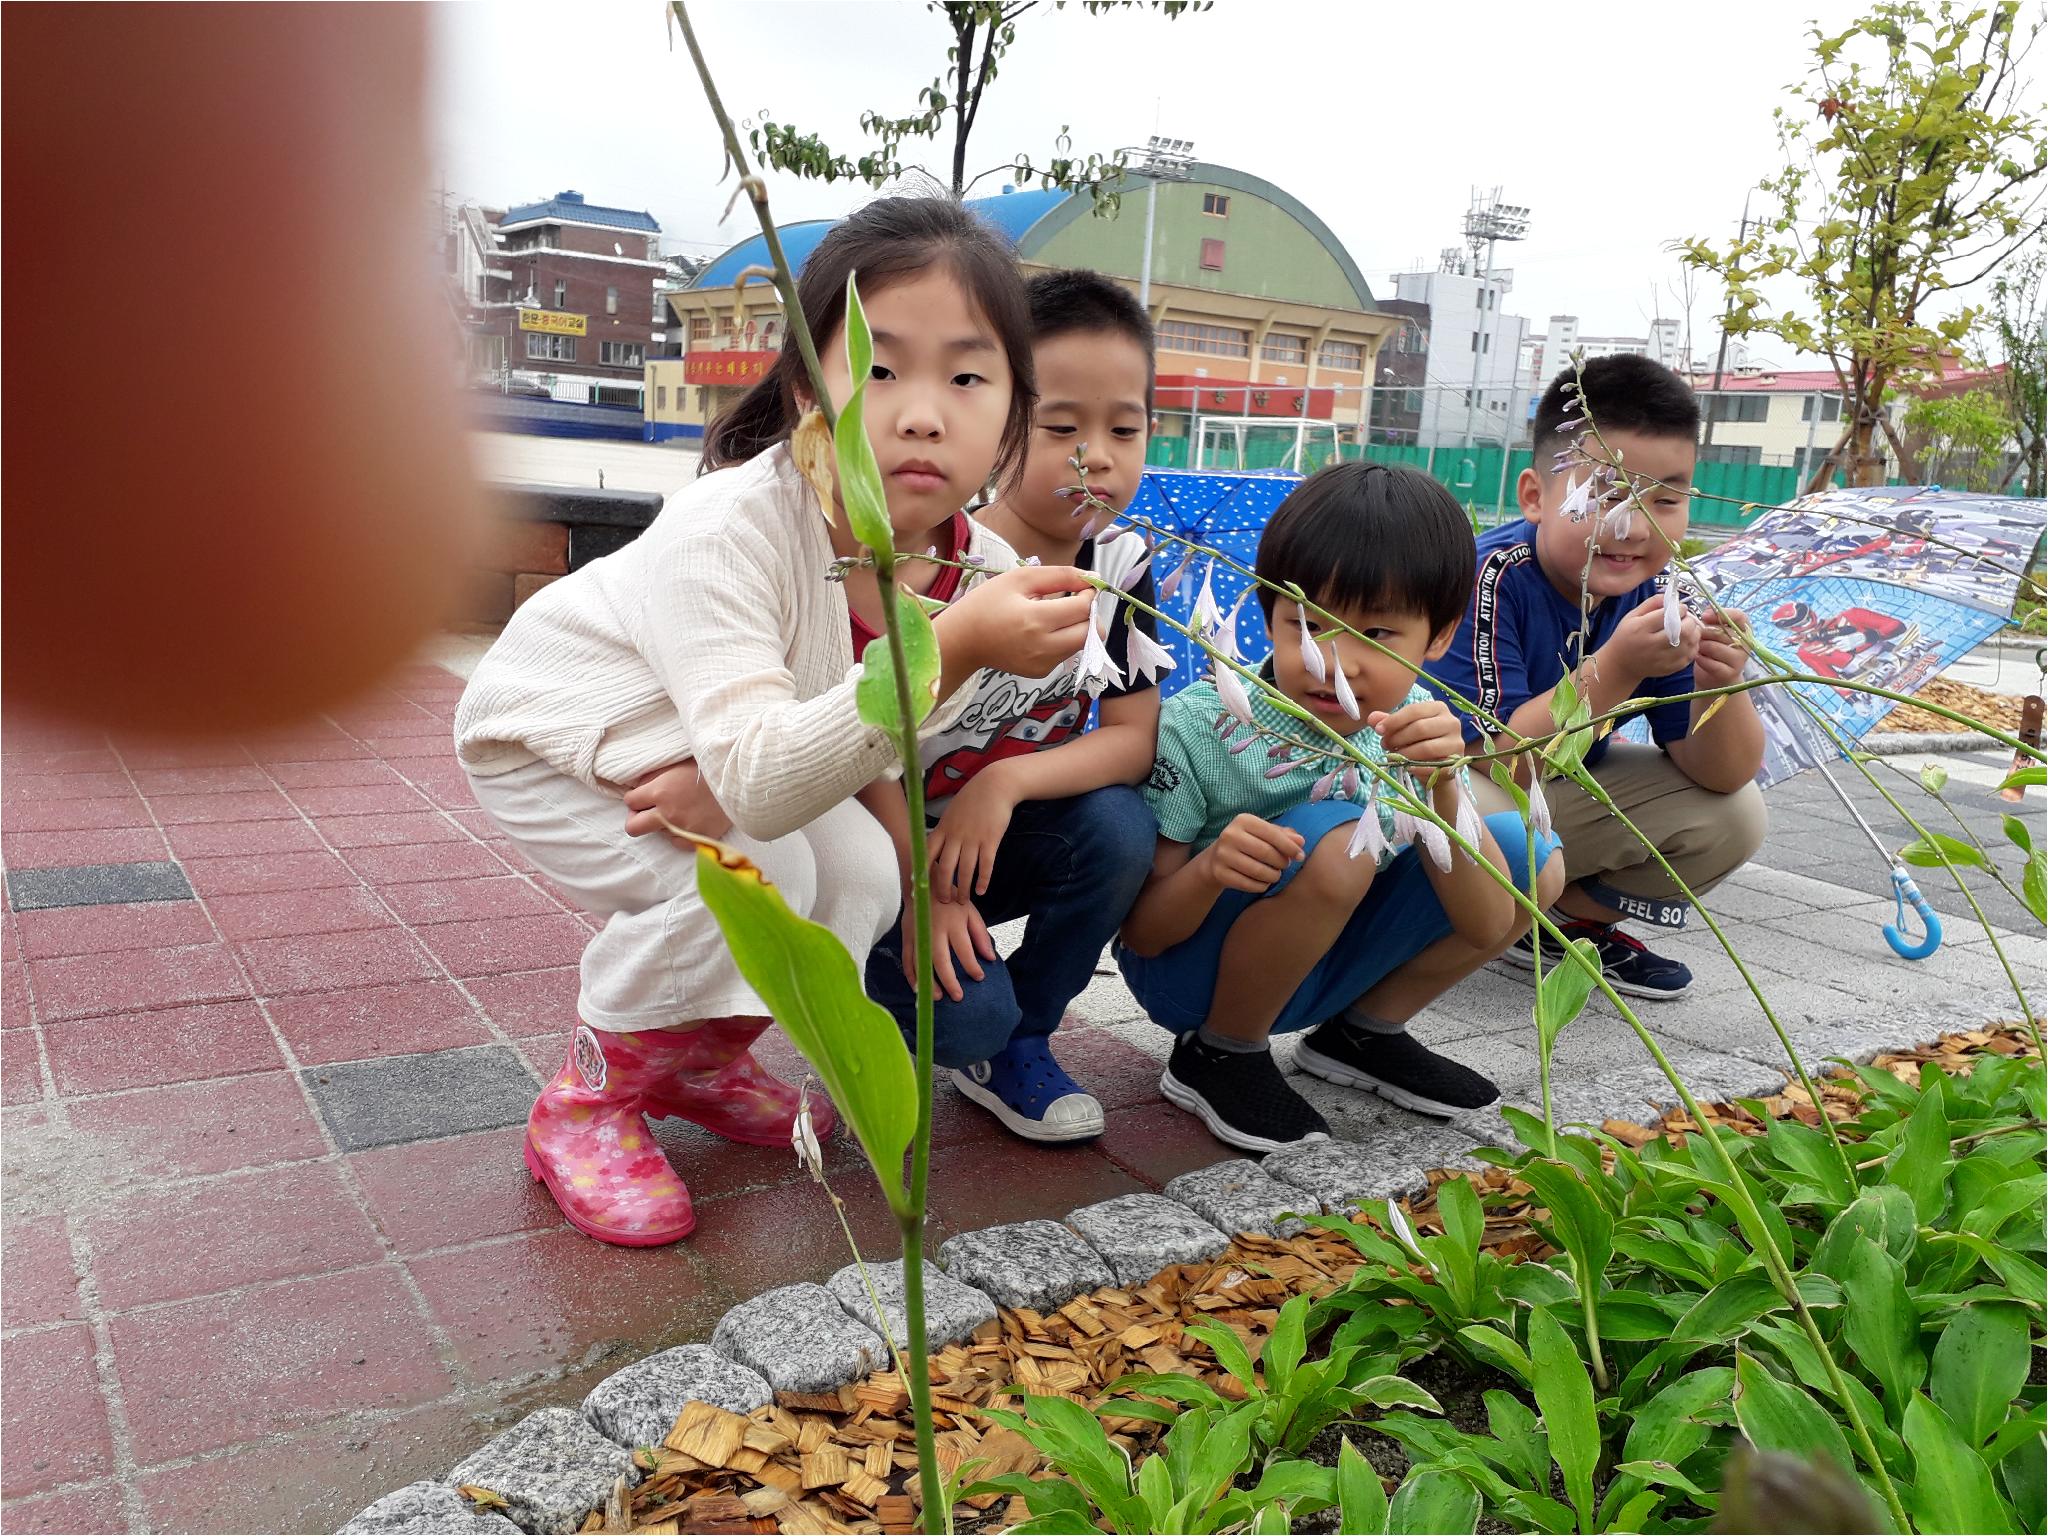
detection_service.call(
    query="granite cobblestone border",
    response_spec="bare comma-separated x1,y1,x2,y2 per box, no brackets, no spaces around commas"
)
332,1027,1942,1533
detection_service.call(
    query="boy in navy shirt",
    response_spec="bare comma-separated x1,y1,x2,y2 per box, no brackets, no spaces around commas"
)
1424,356,1766,998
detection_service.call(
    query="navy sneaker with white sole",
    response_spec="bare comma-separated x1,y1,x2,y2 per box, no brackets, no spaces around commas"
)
950,1035,1104,1143
1500,918,1693,999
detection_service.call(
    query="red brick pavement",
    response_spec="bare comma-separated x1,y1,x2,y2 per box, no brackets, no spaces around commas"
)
0,663,1209,1534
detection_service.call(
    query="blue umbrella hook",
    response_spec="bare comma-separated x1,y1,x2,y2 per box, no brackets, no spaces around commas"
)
1885,862,1943,959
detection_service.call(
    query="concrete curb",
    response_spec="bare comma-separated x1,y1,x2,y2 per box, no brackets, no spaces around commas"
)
1865,730,2005,755
332,1004,2015,1533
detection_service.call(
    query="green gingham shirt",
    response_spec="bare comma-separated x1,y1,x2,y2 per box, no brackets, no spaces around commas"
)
1143,675,1447,866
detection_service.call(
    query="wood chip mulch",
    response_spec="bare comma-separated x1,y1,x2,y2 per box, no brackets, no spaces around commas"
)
1885,676,2032,735
579,1025,2038,1536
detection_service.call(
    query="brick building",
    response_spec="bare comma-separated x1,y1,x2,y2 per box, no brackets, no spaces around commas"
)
453,190,667,407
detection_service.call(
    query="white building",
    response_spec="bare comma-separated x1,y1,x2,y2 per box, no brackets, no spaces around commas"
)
1390,265,1530,448
1526,315,1684,394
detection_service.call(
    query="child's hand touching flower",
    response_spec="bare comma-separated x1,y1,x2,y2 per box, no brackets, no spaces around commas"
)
1367,698,1466,770
1693,608,1752,691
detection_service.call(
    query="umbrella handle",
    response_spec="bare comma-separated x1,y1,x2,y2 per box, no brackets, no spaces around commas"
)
1884,867,1943,960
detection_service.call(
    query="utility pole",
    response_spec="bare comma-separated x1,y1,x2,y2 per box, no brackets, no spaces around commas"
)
1699,192,1752,458
1456,188,1530,456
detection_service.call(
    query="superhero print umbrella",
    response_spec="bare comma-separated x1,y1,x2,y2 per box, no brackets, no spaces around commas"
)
1690,485,2046,957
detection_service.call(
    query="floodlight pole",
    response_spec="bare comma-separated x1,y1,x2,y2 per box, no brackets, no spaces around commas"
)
1129,135,1194,311
1456,188,1530,458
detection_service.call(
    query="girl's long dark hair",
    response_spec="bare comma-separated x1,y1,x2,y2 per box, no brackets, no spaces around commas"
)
699,196,1036,492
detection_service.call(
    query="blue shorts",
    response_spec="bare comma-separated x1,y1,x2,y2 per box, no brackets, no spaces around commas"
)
1114,801,1556,1037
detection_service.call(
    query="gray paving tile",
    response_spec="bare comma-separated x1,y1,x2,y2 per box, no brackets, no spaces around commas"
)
302,1045,538,1152
4,860,192,911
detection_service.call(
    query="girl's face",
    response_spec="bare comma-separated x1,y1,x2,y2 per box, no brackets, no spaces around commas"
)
812,266,1013,544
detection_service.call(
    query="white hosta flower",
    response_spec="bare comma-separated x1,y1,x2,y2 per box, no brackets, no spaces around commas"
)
1385,1199,1426,1261
1192,561,1223,636
1347,791,1391,863
1559,472,1596,522
1416,811,1453,873
1211,586,1252,663
1156,546,1199,600
1598,500,1634,542
1453,780,1484,864
1213,658,1255,725
1663,580,1685,646
792,1089,825,1182
1392,795,1418,848
1124,623,1177,686
1075,588,1124,696
1296,606,1326,682
1329,643,1360,720
1527,775,1553,840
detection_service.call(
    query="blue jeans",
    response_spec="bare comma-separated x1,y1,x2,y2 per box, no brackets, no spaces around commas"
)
865,785,1158,1069
1116,801,1556,1038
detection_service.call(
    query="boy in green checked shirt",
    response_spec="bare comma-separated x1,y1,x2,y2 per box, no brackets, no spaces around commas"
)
1115,464,1566,1152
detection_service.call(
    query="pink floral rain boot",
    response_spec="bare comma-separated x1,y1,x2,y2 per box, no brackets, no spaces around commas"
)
643,1016,837,1148
524,1025,700,1246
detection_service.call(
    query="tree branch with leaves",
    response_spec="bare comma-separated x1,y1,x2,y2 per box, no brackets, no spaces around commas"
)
1680,0,2047,491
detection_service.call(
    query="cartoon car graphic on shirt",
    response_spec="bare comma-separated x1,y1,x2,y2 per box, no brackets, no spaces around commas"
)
922,694,1086,805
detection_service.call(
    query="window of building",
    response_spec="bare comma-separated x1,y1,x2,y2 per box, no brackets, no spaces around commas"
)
601,340,645,367
1700,442,1763,465
1711,394,1768,423
1202,193,1230,217
525,332,576,362
688,314,713,342
594,385,643,408
1199,238,1225,271
1260,333,1307,365
1156,319,1249,357
1470,332,1489,353
553,280,567,309
606,286,619,316
1801,393,1842,422
657,385,668,411
1405,389,1424,412
1318,339,1364,371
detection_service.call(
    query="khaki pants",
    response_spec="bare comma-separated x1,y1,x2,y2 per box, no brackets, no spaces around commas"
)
1469,743,1767,929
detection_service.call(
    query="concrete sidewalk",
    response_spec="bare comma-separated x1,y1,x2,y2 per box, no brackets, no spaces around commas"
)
1,668,2036,1535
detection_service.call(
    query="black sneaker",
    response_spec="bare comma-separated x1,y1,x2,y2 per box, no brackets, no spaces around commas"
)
1501,918,1693,1000
1160,1034,1330,1153
1294,1022,1500,1117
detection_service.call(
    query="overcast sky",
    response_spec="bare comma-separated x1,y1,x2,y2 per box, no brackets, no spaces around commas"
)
431,0,1975,361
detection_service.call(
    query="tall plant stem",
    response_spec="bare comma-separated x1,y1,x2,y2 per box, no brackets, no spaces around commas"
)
671,5,945,1523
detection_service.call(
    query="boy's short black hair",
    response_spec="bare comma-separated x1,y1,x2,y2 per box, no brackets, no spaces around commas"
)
1026,268,1155,410
1256,462,1474,635
1532,354,1700,468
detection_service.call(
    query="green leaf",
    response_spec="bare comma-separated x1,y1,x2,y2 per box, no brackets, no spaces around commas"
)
1931,1302,2031,1449
691,843,914,1204
1921,761,1950,794
1614,1459,1713,1500
1732,1352,1857,1480
1816,1185,1919,1277
1432,1176,1484,1316
832,275,892,555
1761,1116,1857,1210
1183,1401,1256,1509
1534,937,1601,1056
853,588,941,732
1456,1324,1533,1386
1903,1392,2018,1535
1336,1437,1388,1534
987,1397,1143,1530
2024,848,2046,925
2000,1430,2045,1533
1183,1321,1259,1396
1889,1079,1953,1223
1527,1305,1600,1529
1839,1236,1927,1422
1517,1160,1615,1295
1263,1292,1309,1400
2002,814,2035,857
1484,1389,1550,1493
1898,830,1989,870
1997,764,2045,792
1626,1365,1735,1466
1387,1467,1481,1535
1352,1374,1444,1414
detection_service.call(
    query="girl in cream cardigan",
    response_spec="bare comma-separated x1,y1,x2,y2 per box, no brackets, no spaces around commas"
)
455,199,1095,1246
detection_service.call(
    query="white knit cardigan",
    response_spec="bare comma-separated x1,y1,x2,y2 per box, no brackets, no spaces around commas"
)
454,445,1013,843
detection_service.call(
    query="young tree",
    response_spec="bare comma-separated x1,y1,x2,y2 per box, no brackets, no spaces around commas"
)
1904,385,2020,490
1985,242,2045,493
744,1,1205,208
1680,0,2046,490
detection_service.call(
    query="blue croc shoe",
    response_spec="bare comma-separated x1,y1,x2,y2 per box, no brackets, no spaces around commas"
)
950,1035,1105,1143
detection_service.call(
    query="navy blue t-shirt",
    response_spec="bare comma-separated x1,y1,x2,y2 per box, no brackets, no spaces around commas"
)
1421,520,1692,768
